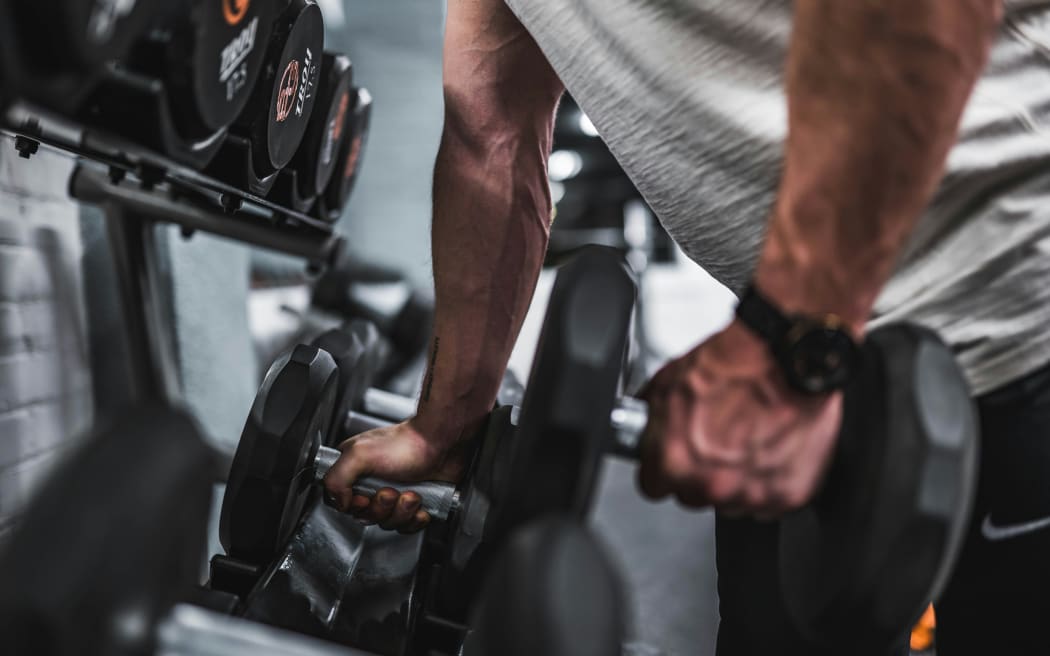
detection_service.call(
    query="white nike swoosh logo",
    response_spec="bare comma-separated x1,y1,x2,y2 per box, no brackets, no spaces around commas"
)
981,514,1050,541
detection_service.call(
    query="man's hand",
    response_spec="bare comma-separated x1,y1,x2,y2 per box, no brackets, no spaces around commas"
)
323,421,466,533
638,320,840,517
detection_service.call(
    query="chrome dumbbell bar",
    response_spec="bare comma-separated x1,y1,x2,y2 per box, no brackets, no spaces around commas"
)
320,394,650,521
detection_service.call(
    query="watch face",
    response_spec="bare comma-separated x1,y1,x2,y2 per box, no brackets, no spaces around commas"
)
783,324,858,394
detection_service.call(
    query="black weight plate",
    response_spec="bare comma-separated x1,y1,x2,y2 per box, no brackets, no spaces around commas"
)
219,344,339,565
0,403,215,656
291,52,353,198
466,518,626,656
256,0,324,172
15,0,159,72
321,86,372,219
488,246,636,544
311,319,386,446
779,324,978,649
186,0,275,132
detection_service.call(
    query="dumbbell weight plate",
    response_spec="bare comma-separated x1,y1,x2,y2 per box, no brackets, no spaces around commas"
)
220,344,339,565
318,87,372,221
0,403,215,656
465,518,626,656
235,0,325,175
13,0,158,72
779,324,978,648
290,52,354,199
487,246,637,542
310,319,387,447
174,0,276,135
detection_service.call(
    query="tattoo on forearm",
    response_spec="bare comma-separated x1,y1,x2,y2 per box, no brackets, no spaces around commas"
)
421,337,440,405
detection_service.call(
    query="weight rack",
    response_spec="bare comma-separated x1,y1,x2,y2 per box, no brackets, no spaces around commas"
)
2,103,345,406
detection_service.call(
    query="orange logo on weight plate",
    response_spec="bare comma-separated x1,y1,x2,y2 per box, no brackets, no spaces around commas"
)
223,0,250,26
332,93,350,142
275,60,300,123
344,136,362,181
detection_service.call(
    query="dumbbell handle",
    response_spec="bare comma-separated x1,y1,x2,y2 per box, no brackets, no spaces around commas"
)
317,397,648,521
314,446,461,521
610,396,648,459
362,387,649,460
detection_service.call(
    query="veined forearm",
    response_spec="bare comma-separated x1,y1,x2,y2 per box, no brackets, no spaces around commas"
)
755,0,1001,332
414,107,557,445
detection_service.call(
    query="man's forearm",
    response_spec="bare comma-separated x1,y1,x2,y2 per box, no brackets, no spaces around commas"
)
754,0,1001,333
412,3,563,446
414,113,556,445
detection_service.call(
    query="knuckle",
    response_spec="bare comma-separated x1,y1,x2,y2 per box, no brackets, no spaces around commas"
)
703,474,737,504
780,486,810,511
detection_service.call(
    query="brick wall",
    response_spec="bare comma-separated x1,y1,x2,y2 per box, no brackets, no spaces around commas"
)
0,137,93,541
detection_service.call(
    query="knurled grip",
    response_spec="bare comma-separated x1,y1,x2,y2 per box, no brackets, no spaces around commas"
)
314,445,459,521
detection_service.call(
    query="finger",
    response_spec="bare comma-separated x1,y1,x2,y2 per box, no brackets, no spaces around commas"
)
366,487,399,524
348,495,371,516
323,439,372,511
379,493,422,531
637,404,672,499
397,509,432,535
638,358,682,400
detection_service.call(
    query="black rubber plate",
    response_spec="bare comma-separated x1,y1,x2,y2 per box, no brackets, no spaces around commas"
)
778,324,978,649
322,86,372,217
293,52,354,198
489,247,636,542
191,0,276,132
18,0,159,70
220,344,338,565
264,0,325,170
0,403,215,656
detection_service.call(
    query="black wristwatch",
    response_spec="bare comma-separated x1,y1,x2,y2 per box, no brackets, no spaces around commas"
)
735,285,860,395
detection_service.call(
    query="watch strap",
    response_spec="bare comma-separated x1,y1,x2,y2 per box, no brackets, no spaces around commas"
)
735,285,792,347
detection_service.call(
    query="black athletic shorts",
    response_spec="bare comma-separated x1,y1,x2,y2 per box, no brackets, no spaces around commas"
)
715,359,1050,656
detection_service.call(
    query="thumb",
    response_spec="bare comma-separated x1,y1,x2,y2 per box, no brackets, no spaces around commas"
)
323,438,373,511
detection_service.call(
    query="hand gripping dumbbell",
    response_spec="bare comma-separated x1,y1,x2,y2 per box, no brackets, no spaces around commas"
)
222,245,977,651
0,402,562,656
326,246,979,650
498,246,978,650
0,403,430,656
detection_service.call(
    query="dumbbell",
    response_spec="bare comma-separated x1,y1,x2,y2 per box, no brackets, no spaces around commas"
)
271,53,355,210
327,246,978,650
219,343,462,566
0,403,216,656
224,244,978,651
208,0,324,193
311,257,434,380
128,0,276,140
0,0,159,113
0,401,409,656
497,246,978,650
11,0,156,75
310,319,388,446
463,517,626,656
315,87,372,222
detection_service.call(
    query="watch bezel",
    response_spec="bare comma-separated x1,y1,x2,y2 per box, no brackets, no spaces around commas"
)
779,314,859,394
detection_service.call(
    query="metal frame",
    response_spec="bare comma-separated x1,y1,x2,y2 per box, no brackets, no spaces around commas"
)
68,165,344,406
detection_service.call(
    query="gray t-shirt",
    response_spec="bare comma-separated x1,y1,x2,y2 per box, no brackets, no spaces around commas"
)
505,0,1050,395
